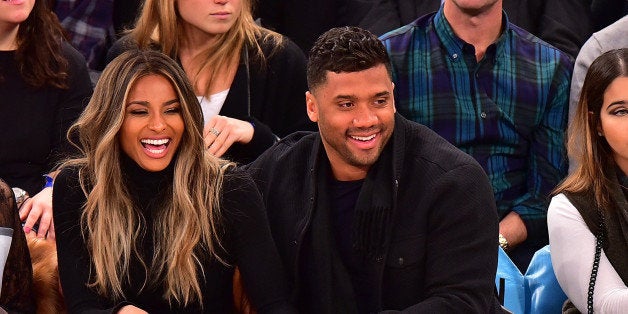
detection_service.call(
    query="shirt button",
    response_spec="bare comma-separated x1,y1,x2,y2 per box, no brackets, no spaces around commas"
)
452,53,458,59
398,257,404,266
481,112,487,119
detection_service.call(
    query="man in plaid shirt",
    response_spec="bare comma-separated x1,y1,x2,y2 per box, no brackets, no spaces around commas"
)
381,0,573,271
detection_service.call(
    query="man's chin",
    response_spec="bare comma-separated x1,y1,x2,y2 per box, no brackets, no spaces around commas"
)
346,152,380,169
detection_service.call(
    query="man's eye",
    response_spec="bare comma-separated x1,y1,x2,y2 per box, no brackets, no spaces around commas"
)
339,102,353,108
375,99,388,106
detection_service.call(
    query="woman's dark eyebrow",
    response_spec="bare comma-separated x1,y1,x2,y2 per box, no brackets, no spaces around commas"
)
606,100,627,108
126,98,180,106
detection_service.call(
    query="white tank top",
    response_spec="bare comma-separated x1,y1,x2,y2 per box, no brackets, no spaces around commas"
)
198,89,230,126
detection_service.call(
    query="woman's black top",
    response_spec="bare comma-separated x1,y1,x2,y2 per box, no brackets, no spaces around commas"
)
53,156,293,313
0,42,92,195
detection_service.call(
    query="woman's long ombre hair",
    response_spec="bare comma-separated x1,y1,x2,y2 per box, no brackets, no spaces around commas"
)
129,0,282,97
64,49,231,306
554,48,628,208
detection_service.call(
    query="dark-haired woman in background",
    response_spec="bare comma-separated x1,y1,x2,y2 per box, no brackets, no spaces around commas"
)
548,48,628,313
0,0,92,239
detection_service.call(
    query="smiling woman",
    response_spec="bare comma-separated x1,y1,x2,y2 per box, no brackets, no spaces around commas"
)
52,49,295,313
120,74,185,172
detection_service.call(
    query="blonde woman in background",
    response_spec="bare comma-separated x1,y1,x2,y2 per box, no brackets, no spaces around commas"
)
107,0,314,164
53,50,294,313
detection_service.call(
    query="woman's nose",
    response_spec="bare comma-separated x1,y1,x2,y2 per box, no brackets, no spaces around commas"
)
148,114,166,132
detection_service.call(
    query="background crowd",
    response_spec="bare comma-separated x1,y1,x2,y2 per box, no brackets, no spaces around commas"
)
1,0,627,313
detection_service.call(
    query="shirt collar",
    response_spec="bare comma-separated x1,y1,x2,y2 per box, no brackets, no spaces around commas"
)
433,6,511,63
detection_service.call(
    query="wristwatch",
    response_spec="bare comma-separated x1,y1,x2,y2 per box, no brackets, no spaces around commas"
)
11,187,29,208
498,233,509,251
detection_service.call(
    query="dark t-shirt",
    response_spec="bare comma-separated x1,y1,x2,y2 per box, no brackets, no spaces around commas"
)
329,177,378,313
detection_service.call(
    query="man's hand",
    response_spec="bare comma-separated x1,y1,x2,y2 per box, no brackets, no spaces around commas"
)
19,187,55,240
499,211,527,249
203,115,254,157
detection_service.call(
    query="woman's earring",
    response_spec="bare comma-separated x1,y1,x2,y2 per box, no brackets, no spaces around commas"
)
598,131,604,136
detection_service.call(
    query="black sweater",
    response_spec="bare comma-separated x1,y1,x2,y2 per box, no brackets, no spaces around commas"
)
53,157,294,313
0,42,92,195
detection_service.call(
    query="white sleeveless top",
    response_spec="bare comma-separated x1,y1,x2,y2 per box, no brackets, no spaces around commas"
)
198,89,229,126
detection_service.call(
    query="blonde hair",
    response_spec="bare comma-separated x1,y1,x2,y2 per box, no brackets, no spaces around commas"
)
130,0,283,97
63,50,232,306
554,48,628,209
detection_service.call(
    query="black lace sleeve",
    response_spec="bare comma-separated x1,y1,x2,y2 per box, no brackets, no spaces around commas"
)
0,179,34,313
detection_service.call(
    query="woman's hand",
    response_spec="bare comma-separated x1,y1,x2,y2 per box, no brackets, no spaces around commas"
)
203,115,254,157
19,187,55,240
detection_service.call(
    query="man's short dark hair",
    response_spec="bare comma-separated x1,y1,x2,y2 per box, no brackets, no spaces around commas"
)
307,26,392,91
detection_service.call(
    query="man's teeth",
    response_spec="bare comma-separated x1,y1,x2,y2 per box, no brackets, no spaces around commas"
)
351,134,376,141
141,139,169,145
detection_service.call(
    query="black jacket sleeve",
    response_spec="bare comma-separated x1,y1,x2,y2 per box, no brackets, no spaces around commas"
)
395,163,499,312
221,169,297,314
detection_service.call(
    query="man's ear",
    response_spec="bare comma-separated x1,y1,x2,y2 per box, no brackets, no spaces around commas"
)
306,91,319,123
392,82,396,113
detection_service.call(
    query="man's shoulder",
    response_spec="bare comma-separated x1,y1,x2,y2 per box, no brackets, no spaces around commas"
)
590,15,628,51
379,13,434,44
274,131,318,152
507,23,573,65
106,35,142,64
60,41,87,65
396,116,481,173
247,131,317,169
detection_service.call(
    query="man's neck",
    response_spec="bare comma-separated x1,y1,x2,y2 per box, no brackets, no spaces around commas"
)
442,1,503,61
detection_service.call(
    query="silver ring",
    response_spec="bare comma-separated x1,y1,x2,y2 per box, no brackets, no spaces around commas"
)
210,127,221,136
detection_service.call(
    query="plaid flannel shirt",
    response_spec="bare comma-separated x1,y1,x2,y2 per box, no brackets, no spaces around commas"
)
380,8,573,243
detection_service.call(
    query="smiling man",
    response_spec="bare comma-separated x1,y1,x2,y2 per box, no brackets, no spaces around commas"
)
246,26,500,312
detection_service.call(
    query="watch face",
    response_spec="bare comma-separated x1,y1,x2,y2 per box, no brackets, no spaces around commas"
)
11,187,28,207
498,234,508,250
12,187,25,198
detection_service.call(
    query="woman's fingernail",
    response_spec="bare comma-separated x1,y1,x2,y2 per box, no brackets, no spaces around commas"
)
23,226,30,233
